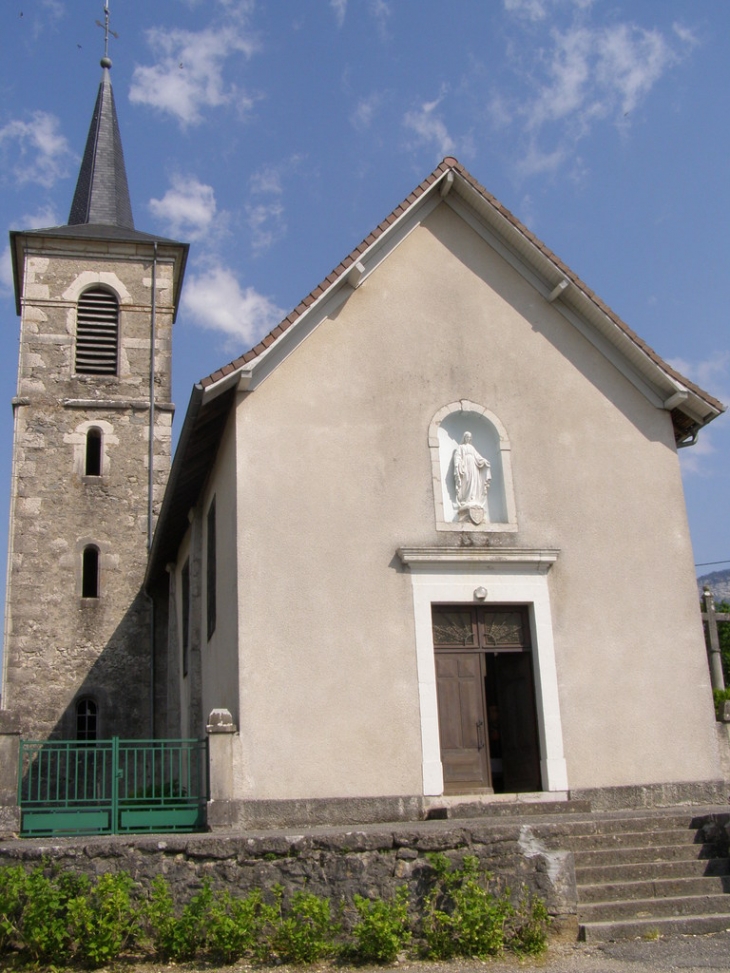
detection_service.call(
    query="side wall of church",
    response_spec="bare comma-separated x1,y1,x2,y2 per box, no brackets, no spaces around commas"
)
223,200,718,799
2,236,176,740
166,412,239,744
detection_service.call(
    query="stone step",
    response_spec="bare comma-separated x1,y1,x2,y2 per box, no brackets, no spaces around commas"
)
429,799,592,821
580,892,730,924
578,874,730,903
579,913,730,942
541,808,728,838
566,828,702,852
572,842,719,868
576,856,730,885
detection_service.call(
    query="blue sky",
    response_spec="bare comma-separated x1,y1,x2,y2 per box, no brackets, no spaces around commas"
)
0,0,728,580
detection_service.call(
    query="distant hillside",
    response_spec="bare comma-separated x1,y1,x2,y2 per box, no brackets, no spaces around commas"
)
697,567,730,603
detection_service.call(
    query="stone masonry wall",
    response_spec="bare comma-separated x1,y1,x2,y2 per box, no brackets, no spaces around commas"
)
0,820,579,934
2,237,177,741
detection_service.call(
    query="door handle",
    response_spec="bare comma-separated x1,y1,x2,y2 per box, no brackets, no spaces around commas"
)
476,720,485,750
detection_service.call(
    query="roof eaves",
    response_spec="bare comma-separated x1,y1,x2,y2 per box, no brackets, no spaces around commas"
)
197,157,723,429
446,161,724,423
199,160,455,393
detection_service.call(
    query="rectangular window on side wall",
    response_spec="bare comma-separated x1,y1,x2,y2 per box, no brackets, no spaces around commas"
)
181,559,190,678
207,497,217,641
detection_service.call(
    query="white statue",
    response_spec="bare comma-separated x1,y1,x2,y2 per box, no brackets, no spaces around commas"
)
453,432,491,524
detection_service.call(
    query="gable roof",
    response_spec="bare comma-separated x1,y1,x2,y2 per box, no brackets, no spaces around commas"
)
146,158,724,583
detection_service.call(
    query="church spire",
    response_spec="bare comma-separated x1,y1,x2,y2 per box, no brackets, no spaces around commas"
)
67,3,134,229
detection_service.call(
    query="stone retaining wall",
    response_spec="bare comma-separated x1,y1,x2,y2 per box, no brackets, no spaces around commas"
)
0,820,578,936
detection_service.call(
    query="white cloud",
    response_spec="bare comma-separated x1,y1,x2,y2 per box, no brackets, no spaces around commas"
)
678,426,717,477
0,112,74,187
331,0,347,28
0,247,13,292
245,158,302,254
403,95,456,160
182,265,284,346
371,0,392,38
149,175,218,240
670,352,729,477
504,0,594,22
511,21,692,176
351,93,381,131
1,206,62,295
17,205,61,230
669,352,730,405
250,166,283,196
246,202,285,254
130,24,258,126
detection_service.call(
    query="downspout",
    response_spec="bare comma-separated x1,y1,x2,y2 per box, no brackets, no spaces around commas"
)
147,243,158,736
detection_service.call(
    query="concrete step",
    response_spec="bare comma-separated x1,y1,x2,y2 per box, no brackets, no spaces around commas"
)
579,913,730,942
576,856,730,885
580,892,730,924
579,874,730,903
572,842,720,868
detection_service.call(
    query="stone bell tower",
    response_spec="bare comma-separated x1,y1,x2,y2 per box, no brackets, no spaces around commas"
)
0,49,188,741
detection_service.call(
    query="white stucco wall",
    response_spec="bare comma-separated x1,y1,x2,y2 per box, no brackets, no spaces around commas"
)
226,200,719,800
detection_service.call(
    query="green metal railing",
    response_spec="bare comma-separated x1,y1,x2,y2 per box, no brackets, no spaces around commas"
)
18,737,208,837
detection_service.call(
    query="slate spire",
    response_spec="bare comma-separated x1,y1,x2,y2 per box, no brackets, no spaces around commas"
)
67,56,134,230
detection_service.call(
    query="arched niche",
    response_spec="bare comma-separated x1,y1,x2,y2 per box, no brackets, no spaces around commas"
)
429,400,517,532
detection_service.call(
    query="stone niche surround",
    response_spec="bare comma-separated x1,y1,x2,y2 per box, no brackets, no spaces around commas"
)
430,401,517,532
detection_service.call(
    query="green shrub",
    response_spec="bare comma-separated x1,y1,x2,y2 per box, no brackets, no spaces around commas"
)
267,887,339,964
206,887,278,964
143,875,213,961
67,871,137,969
422,854,511,959
348,886,411,963
506,888,549,956
0,864,28,954
16,866,89,963
713,687,730,721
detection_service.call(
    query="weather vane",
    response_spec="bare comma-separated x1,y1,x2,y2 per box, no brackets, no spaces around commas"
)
95,1,119,68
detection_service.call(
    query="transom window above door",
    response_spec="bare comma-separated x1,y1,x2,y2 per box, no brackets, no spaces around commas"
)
432,607,528,651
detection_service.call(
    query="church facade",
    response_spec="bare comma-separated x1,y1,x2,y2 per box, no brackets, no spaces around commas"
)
1,60,727,828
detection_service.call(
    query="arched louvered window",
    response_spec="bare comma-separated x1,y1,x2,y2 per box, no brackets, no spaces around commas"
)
75,286,119,375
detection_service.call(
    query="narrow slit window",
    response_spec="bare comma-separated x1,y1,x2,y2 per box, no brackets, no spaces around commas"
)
181,559,190,677
75,287,119,375
207,497,216,641
85,428,102,476
82,546,100,598
76,698,98,741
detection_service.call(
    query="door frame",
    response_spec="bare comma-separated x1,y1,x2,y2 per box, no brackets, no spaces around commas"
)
434,605,541,794
398,547,568,796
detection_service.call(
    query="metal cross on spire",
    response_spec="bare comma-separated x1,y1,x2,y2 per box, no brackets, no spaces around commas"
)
95,1,119,68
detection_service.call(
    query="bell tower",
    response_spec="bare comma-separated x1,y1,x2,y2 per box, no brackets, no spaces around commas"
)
1,36,188,740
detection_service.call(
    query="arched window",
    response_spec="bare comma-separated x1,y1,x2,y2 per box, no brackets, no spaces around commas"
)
76,698,98,741
82,546,100,598
75,286,119,375
85,428,102,476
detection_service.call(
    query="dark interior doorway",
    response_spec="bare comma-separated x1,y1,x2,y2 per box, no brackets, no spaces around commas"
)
432,605,542,794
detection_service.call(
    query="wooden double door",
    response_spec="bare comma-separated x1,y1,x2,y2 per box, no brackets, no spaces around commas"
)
433,605,541,794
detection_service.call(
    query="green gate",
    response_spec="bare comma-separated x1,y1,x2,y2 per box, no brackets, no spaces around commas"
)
18,738,209,837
